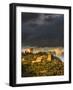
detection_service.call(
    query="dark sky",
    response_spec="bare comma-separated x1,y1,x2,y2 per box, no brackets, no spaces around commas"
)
22,12,64,47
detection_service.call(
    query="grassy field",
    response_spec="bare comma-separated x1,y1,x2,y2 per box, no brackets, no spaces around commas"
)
21,52,64,77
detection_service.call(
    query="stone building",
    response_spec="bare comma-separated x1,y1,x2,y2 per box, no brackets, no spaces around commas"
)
47,52,52,62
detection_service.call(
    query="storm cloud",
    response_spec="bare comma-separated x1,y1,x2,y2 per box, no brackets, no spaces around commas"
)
22,12,64,47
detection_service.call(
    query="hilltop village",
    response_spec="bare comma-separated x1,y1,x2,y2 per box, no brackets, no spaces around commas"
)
21,47,64,63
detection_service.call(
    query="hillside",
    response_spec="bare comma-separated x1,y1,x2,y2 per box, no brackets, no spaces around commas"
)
21,53,64,77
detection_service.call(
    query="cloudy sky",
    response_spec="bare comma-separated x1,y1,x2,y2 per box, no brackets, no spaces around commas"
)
21,12,64,47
